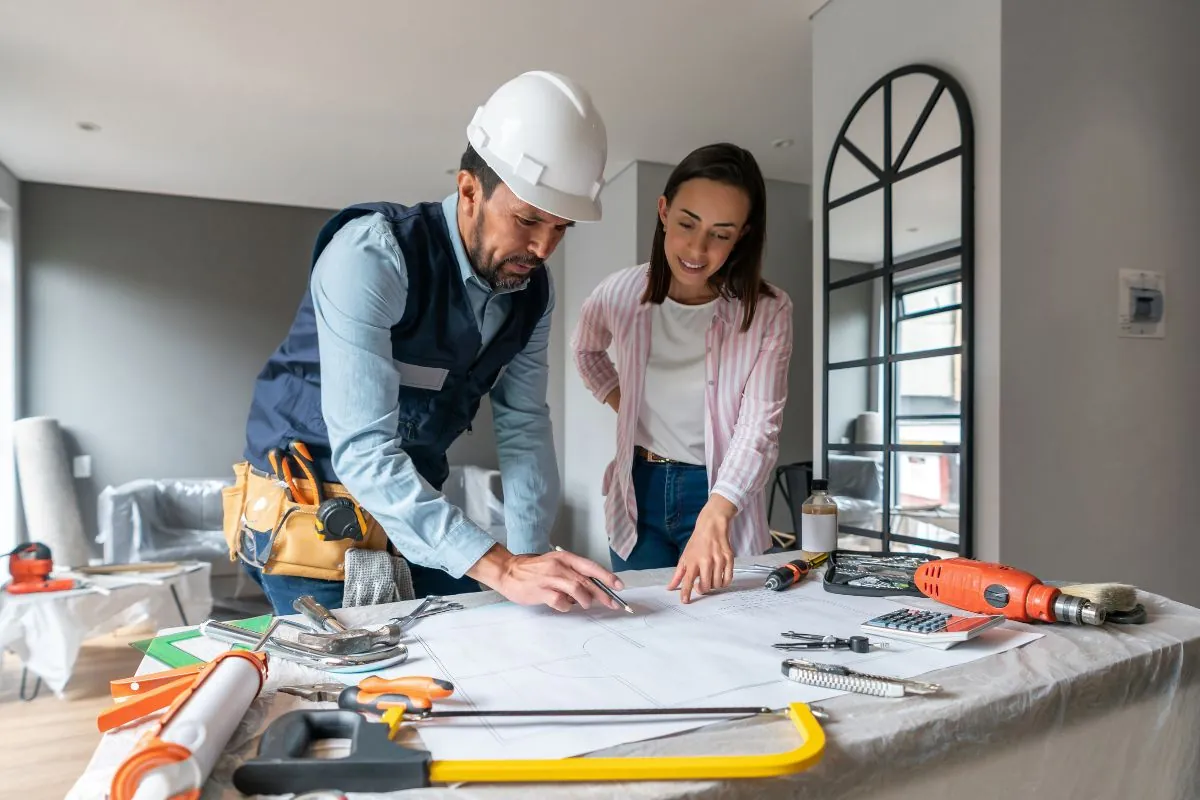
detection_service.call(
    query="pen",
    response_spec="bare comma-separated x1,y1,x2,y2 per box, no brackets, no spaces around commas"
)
553,546,634,613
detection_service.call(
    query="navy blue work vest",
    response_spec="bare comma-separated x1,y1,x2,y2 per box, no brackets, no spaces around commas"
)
243,201,550,490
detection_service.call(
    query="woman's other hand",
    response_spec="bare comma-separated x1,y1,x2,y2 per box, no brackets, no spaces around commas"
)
668,494,737,603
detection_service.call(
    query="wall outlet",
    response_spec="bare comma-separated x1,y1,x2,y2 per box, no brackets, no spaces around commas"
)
73,454,92,479
1118,269,1166,338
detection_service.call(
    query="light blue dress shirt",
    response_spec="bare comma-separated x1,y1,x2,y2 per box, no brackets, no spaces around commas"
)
309,193,559,578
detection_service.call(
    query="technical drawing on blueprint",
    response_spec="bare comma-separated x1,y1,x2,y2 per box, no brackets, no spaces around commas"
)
368,574,1041,761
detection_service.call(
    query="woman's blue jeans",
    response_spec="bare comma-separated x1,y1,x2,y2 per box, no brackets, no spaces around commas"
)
610,457,709,571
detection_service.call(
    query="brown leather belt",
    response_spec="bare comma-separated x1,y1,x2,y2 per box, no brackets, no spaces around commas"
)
635,445,681,464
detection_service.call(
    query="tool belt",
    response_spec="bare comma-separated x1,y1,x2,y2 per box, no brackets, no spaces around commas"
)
221,461,390,582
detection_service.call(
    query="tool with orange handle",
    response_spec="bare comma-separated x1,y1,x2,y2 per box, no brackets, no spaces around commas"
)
100,621,278,799
913,557,1106,626
763,552,830,592
240,674,826,795
282,675,799,740
279,675,455,708
3,542,79,594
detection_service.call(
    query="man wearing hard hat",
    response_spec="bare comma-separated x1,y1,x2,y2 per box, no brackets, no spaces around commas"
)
221,71,626,615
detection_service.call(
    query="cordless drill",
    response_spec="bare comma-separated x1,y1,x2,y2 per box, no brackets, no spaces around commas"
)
913,557,1106,626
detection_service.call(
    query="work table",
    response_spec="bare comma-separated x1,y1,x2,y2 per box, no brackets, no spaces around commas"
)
69,551,1200,799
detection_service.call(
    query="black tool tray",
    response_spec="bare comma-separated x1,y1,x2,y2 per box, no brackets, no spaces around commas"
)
822,549,941,597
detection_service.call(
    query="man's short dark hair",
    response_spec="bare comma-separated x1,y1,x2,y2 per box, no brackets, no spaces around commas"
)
459,144,503,199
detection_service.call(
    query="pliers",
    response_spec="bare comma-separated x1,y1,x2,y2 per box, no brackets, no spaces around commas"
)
268,440,322,505
278,683,347,703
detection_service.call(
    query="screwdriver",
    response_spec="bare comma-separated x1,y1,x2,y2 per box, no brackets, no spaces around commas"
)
763,553,829,591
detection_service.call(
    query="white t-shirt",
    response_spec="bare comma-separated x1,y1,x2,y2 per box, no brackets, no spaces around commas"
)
635,296,717,465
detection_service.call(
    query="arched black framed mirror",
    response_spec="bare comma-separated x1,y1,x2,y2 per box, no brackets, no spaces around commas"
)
821,64,975,558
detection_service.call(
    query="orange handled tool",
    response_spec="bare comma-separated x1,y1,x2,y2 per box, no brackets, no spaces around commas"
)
763,553,829,592
914,557,1105,625
339,676,456,715
279,675,781,738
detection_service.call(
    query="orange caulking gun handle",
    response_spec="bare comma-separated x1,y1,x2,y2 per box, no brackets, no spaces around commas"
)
98,677,193,732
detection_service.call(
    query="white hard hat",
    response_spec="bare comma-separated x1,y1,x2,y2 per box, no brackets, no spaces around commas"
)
467,70,608,222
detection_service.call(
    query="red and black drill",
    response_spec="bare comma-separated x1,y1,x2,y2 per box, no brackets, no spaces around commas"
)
914,557,1106,626
4,542,79,595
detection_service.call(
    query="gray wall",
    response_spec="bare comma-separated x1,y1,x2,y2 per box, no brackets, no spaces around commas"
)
1000,0,1200,604
762,178,814,502
562,163,639,560
20,184,337,541
0,161,16,208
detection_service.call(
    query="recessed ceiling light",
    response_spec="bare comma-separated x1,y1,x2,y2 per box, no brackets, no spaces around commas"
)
771,138,794,149
77,121,101,132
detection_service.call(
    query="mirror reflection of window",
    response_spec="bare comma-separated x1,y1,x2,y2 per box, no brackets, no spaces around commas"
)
821,65,974,558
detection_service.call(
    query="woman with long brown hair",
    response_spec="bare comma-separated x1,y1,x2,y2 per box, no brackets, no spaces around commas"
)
573,143,794,603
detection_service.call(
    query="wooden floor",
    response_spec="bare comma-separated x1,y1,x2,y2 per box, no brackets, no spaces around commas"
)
0,628,146,800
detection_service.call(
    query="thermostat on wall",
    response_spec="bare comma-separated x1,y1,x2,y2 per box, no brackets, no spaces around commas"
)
1118,269,1166,339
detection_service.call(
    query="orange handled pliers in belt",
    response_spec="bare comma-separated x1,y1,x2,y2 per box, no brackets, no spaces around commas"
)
268,441,322,506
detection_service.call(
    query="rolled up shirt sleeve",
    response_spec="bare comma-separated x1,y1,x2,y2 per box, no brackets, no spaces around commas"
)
311,214,496,577
571,276,621,404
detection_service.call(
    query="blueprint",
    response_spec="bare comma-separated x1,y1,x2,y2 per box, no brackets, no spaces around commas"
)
363,574,1043,761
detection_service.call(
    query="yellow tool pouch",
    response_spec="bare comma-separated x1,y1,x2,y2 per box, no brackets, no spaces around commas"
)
221,461,390,582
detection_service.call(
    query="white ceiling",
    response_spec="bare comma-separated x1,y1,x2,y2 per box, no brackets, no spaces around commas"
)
0,1,820,211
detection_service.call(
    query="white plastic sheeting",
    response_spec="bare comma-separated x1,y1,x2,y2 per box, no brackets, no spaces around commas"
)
67,551,1200,800
13,416,90,568
0,563,213,696
97,478,232,564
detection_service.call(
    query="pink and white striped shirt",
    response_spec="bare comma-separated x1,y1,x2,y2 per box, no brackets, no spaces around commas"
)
572,264,795,560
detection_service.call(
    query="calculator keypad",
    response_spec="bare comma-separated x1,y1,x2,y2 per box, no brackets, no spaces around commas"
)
867,609,953,633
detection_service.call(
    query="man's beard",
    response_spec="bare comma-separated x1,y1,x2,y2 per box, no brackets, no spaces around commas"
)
469,213,544,290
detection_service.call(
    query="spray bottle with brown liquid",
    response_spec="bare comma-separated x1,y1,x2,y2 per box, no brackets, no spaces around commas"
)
800,478,838,554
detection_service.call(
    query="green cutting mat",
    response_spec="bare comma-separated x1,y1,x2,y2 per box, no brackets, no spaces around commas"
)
130,615,274,669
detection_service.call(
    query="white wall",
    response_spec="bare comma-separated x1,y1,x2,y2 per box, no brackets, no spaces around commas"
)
0,159,18,553
563,163,639,560
812,0,1002,559
1000,0,1200,604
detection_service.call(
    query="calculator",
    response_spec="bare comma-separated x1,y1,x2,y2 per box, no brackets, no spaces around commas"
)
860,608,1007,649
